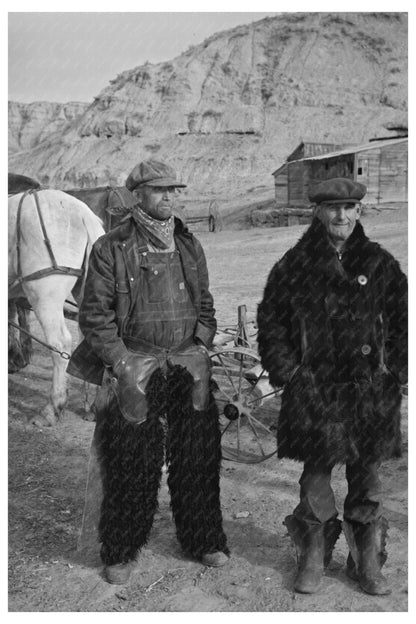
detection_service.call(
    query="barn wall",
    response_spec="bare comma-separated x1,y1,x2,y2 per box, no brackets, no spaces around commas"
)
288,161,305,206
307,155,354,184
355,148,381,203
274,171,288,206
378,142,408,202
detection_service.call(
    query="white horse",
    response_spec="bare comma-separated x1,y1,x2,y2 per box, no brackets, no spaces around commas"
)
8,189,105,426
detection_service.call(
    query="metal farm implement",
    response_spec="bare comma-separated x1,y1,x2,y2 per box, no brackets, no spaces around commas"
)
210,305,282,465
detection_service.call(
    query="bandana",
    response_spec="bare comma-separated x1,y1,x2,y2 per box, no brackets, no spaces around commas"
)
130,205,175,250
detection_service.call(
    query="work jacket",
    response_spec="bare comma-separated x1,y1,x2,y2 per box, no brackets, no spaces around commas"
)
257,219,407,465
67,216,216,385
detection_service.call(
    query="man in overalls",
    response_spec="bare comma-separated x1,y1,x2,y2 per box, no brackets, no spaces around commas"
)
68,160,229,584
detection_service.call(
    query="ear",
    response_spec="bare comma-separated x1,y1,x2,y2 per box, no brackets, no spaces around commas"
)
355,203,362,219
312,203,319,218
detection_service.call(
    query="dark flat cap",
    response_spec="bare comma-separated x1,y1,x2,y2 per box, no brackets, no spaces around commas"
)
125,160,186,191
308,177,366,204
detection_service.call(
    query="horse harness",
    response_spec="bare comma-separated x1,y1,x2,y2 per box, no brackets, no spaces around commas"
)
13,189,84,287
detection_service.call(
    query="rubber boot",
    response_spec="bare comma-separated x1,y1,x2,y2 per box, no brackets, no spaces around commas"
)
284,516,325,594
343,518,391,595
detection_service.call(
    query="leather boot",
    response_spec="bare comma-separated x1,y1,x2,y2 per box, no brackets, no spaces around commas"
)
343,518,391,595
284,516,325,594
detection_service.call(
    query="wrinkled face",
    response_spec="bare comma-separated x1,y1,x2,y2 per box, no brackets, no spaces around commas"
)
133,185,177,221
315,202,361,243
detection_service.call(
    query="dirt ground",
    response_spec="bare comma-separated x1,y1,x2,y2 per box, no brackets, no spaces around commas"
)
8,210,408,612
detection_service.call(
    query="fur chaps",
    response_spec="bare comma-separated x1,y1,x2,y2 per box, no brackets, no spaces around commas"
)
95,363,228,565
166,364,229,559
96,369,166,566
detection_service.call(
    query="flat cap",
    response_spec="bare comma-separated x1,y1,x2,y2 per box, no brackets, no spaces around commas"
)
125,160,186,191
308,177,366,204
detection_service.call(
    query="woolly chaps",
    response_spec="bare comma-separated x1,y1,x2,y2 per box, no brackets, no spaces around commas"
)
96,364,227,566
166,364,229,559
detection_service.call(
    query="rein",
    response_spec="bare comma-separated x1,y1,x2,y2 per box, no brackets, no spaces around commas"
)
8,319,71,360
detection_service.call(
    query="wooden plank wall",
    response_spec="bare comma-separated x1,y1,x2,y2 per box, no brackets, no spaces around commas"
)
274,171,288,206
379,142,408,202
308,156,354,184
288,161,305,206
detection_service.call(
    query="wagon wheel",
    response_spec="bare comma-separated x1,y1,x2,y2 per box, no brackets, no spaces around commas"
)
210,347,282,464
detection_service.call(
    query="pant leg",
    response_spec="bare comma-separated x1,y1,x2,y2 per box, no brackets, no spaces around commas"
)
166,363,228,559
97,369,166,566
344,460,382,524
294,462,338,524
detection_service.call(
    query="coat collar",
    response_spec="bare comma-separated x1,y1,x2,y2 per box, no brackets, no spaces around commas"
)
296,219,380,283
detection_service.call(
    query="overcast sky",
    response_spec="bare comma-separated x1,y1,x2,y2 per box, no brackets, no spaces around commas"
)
8,3,411,103
8,11,280,103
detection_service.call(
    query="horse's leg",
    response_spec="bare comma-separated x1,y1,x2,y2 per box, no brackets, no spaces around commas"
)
23,276,76,427
8,300,32,372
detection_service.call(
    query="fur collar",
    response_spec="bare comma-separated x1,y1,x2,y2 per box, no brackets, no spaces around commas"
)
293,219,380,285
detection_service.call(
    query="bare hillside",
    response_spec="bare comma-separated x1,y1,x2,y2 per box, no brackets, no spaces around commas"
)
9,13,407,217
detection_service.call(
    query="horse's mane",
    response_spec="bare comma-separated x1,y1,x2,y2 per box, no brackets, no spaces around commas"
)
8,173,41,195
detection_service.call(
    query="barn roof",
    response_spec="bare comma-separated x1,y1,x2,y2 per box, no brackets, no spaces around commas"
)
272,137,408,176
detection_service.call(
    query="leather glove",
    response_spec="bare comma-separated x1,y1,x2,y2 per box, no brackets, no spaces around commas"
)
111,353,131,378
109,352,160,423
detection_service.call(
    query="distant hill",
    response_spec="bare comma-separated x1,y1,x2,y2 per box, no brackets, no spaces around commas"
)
9,12,407,217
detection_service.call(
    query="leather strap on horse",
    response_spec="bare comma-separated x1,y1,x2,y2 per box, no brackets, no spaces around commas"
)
15,189,83,284
8,319,71,360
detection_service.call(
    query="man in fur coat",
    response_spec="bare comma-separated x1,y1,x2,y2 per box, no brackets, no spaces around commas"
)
257,177,407,596
68,160,229,584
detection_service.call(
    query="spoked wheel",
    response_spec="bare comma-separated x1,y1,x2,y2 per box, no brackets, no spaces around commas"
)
210,347,282,464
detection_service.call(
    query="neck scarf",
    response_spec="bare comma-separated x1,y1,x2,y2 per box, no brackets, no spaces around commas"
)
131,205,175,250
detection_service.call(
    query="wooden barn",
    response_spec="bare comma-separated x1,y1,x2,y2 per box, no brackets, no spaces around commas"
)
272,137,408,214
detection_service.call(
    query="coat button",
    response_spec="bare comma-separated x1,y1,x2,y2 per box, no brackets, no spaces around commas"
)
361,344,372,355
130,277,134,281
154,270,158,275
358,275,368,285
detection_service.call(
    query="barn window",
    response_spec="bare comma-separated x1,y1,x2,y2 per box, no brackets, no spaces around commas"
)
358,167,363,175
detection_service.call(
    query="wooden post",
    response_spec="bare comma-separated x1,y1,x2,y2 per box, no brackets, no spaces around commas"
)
235,304,251,349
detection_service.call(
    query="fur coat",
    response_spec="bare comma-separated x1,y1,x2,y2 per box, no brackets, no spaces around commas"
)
257,219,407,465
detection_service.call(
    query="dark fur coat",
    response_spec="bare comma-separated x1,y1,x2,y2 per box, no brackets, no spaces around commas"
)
257,219,407,465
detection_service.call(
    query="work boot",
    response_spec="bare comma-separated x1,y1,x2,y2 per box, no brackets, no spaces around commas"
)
104,561,136,585
343,518,391,595
284,515,325,594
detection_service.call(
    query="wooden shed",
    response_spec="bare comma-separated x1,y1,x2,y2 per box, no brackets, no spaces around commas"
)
273,137,408,210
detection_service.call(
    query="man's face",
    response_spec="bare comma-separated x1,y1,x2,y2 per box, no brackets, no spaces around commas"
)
315,202,361,243
134,185,177,221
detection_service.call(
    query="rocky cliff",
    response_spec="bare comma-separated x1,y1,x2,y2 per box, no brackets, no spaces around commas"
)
8,12,407,215
9,101,89,154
